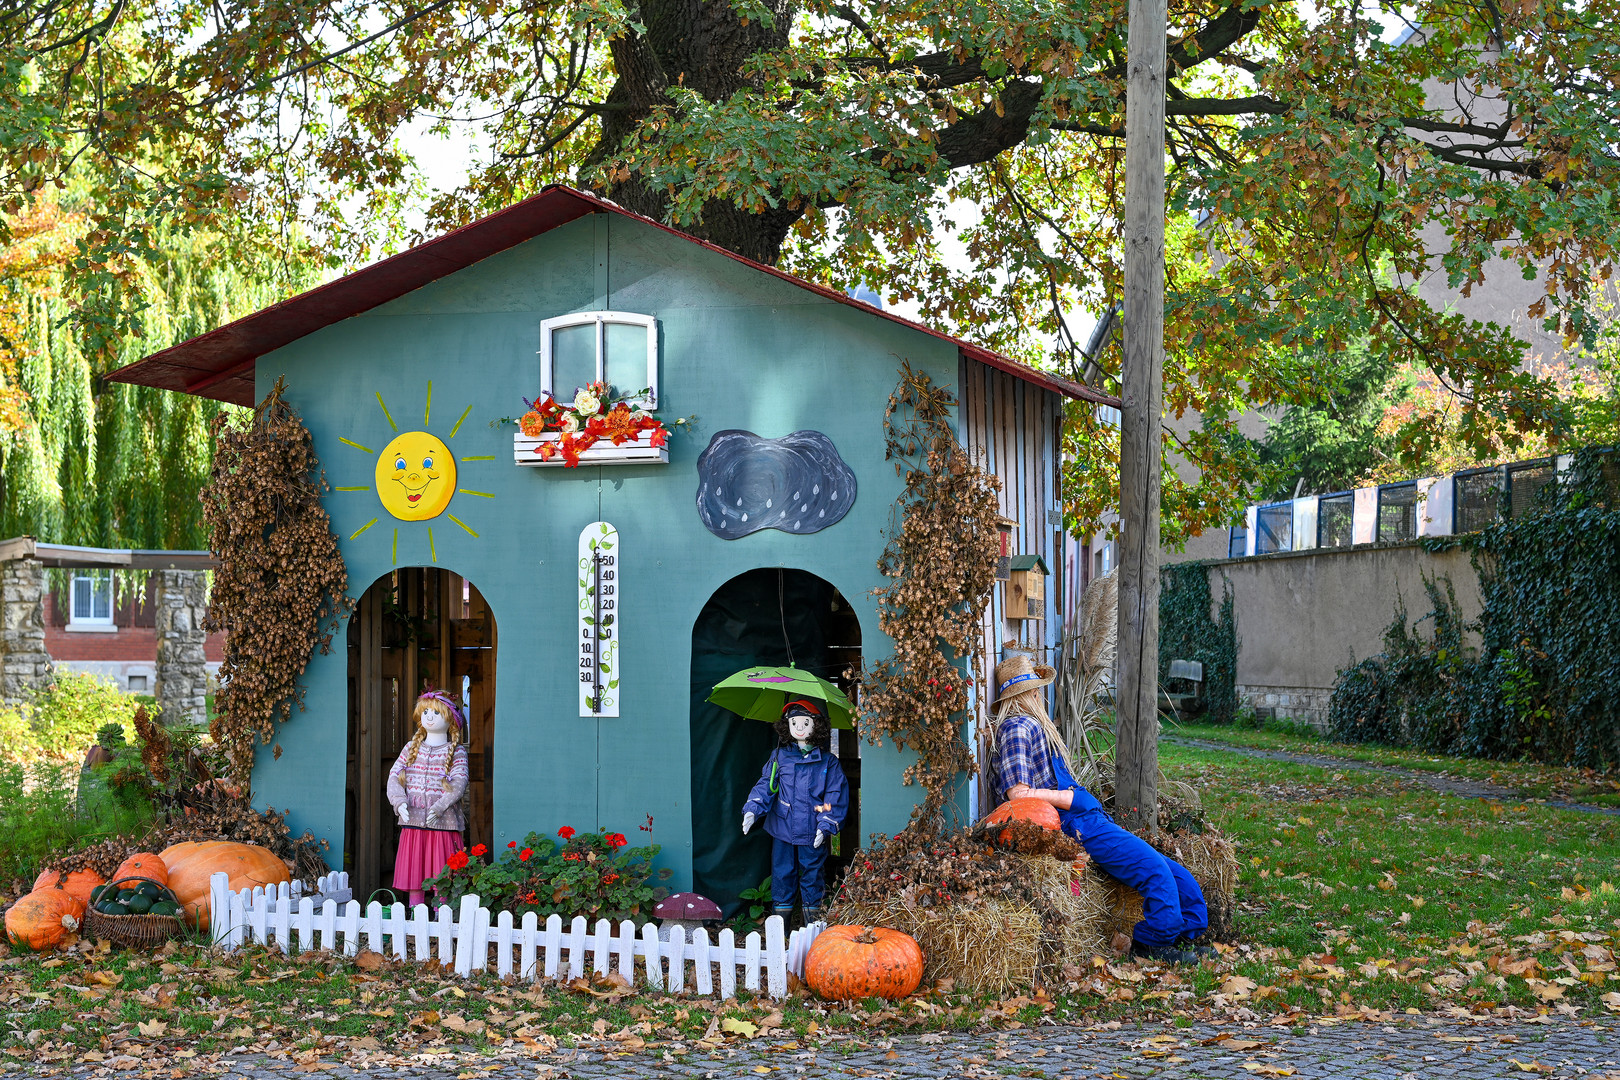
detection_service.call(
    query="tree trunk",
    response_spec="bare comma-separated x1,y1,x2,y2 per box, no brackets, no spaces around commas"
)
1114,0,1166,833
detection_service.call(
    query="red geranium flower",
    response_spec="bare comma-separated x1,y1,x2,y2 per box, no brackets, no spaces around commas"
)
508,841,518,848
520,847,533,861
447,850,469,871
603,873,619,884
470,843,488,857
564,852,580,861
558,826,576,838
606,833,627,848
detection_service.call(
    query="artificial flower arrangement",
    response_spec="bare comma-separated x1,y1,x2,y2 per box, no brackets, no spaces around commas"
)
518,381,685,467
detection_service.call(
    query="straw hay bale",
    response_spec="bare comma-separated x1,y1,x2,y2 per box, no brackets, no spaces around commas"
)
830,854,1144,993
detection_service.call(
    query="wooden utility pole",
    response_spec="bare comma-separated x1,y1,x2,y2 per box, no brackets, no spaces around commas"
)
1114,0,1167,833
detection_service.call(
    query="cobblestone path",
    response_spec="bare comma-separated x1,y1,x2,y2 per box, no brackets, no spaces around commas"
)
12,1020,1617,1080
1162,736,1620,817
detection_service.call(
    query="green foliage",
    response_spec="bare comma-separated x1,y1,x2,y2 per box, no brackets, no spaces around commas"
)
1257,341,1411,501
1329,449,1620,768
729,875,774,936
0,759,153,887
0,672,142,765
423,827,672,923
1158,563,1238,725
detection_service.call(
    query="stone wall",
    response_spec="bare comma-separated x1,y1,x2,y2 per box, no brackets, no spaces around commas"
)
155,569,210,724
1186,541,1482,730
1,557,53,703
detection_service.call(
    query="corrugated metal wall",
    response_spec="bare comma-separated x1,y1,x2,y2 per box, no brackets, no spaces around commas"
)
956,353,1067,816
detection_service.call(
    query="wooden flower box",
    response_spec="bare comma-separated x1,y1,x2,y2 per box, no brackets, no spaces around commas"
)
513,430,669,467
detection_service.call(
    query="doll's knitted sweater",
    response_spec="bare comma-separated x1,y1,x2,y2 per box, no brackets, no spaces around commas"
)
386,742,468,832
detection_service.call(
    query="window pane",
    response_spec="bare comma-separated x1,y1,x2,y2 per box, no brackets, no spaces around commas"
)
603,322,650,399
72,577,92,620
551,323,598,400
93,574,111,619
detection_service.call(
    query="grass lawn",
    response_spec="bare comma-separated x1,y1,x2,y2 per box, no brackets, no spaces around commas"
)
1170,719,1620,806
2,740,1617,1066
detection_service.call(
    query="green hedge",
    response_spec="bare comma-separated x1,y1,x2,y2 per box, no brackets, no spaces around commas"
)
1159,562,1238,724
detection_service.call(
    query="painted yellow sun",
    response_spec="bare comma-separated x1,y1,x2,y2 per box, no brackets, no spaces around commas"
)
337,383,496,564
376,430,456,519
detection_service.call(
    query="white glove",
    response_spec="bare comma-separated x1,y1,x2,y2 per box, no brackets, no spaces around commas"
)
813,830,825,849
395,803,409,825
742,812,756,835
425,812,439,828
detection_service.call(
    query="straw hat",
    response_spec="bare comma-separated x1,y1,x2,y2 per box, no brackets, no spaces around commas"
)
993,648,1055,702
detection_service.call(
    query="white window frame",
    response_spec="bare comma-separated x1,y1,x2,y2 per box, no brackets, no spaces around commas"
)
68,570,115,631
539,311,659,411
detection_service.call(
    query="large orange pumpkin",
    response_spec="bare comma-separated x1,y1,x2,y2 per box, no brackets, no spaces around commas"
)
160,841,290,928
803,925,924,1001
30,868,106,907
984,797,1061,840
5,888,87,951
113,853,169,889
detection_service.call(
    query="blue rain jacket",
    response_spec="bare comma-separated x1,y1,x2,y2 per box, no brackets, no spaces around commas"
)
743,745,849,846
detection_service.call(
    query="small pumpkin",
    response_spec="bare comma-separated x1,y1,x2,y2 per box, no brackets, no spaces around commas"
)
984,797,1061,841
113,853,169,889
803,924,924,1001
160,841,290,928
5,888,87,951
30,868,107,907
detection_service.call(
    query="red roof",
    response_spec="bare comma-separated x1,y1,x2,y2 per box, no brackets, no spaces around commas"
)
107,185,1118,408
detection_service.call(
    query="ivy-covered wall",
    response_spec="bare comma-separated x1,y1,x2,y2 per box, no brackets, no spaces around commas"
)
1329,449,1620,768
1158,562,1237,724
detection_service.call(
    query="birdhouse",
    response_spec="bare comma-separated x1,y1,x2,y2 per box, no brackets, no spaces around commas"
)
1003,555,1049,620
995,516,1018,580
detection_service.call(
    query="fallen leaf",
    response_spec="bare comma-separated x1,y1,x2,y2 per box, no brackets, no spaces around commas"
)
1220,975,1258,998
721,1017,759,1038
355,951,387,972
1242,1063,1294,1076
136,1020,167,1038
1510,1060,1553,1074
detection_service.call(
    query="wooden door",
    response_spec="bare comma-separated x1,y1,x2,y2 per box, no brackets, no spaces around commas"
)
347,569,498,900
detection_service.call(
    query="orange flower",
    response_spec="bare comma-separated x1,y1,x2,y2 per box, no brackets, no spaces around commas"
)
603,403,639,445
519,410,547,436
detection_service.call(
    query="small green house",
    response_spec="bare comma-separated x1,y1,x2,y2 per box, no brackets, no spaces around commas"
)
113,186,1113,906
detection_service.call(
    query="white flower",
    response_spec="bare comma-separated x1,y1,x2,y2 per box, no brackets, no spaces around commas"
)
560,413,581,433
573,389,602,415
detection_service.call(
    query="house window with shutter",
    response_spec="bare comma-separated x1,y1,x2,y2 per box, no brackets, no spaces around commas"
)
539,312,658,409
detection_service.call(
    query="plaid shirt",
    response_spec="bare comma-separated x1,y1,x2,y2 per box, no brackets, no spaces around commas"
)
990,714,1059,805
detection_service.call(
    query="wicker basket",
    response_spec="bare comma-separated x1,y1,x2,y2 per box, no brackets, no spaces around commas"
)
83,876,185,949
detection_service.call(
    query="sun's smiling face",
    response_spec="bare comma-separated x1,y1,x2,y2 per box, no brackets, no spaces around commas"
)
375,431,457,519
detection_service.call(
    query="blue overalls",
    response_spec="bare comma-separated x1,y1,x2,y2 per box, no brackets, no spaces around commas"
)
1049,751,1208,948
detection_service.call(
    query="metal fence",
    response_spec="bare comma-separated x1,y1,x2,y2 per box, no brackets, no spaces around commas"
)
1453,467,1502,533
1317,492,1355,548
1255,503,1293,554
1377,482,1419,543
1506,459,1556,520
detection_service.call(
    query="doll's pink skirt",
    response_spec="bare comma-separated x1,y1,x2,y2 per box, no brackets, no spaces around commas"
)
393,827,463,894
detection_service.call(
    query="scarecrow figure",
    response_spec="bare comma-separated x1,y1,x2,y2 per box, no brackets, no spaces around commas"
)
386,688,469,906
741,699,849,925
990,649,1211,963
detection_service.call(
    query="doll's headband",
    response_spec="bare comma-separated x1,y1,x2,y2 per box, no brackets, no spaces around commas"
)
418,688,467,733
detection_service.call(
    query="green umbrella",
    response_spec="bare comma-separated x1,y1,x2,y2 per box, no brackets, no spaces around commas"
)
706,666,856,729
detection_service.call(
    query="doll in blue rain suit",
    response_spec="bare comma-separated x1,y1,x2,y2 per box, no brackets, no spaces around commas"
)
741,699,849,925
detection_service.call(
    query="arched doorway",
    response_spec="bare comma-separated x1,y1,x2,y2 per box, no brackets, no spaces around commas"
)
689,568,861,916
345,568,498,900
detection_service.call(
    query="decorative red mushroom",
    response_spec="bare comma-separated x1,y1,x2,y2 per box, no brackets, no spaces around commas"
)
653,892,722,940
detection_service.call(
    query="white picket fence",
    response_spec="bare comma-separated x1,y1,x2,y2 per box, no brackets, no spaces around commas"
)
207,872,822,999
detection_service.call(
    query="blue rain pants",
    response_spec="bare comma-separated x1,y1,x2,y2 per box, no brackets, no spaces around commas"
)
771,835,829,911
1049,752,1208,948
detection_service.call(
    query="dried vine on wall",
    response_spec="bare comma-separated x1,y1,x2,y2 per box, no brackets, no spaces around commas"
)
201,377,352,783
859,362,1002,829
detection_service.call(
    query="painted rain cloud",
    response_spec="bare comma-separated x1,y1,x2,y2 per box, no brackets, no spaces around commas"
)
695,430,858,539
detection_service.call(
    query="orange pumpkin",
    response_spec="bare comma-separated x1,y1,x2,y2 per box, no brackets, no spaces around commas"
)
5,888,87,951
160,841,290,929
803,925,924,1001
113,853,169,889
984,797,1061,840
30,868,106,907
